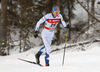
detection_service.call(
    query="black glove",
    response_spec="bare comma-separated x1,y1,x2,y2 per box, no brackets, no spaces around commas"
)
34,31,38,38
66,24,70,29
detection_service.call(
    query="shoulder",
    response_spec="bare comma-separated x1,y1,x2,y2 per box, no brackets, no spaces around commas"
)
58,14,63,18
44,13,53,19
44,13,51,18
45,13,52,16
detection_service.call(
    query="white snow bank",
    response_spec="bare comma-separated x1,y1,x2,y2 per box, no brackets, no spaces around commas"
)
0,45,100,72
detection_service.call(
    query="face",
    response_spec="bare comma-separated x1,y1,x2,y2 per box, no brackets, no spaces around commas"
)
53,10,60,16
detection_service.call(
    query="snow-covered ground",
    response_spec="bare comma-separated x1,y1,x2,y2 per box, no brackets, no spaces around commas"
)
0,43,100,72
0,0,100,72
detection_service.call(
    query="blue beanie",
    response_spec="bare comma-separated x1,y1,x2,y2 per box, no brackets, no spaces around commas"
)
52,6,60,12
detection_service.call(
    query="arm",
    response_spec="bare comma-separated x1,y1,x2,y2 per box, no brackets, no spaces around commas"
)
35,15,47,31
60,14,69,29
34,14,48,38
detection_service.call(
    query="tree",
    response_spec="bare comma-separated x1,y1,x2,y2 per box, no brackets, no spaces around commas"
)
91,0,95,22
87,0,90,38
0,0,8,55
7,0,46,52
0,0,76,55
73,0,100,43
67,0,73,40
45,0,53,13
77,0,100,22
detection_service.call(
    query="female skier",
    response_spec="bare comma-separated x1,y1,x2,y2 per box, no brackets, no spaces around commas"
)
34,5,69,66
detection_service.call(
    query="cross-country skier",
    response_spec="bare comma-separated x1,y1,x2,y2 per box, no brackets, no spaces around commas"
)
34,5,69,66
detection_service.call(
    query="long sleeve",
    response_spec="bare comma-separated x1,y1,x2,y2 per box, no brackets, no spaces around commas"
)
59,14,67,29
35,15,47,31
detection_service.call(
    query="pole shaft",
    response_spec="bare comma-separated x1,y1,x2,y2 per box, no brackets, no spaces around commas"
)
62,29,69,66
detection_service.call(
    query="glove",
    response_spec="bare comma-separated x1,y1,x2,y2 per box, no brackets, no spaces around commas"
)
34,31,38,38
66,24,70,29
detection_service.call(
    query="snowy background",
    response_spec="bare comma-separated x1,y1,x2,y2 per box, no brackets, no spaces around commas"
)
0,42,100,72
0,0,100,72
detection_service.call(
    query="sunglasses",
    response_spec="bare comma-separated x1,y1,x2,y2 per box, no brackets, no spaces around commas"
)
54,11,60,14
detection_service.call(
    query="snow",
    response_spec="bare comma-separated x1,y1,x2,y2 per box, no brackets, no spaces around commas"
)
0,0,100,72
0,43,100,72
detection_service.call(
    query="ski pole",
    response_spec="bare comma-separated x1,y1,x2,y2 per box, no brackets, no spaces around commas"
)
62,29,69,66
23,36,34,40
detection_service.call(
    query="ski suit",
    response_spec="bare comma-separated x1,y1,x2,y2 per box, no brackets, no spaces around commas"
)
35,13,67,64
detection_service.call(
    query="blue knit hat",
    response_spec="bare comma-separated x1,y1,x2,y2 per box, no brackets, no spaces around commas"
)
52,6,60,12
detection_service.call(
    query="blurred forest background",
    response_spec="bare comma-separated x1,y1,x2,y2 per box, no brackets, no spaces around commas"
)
0,0,100,56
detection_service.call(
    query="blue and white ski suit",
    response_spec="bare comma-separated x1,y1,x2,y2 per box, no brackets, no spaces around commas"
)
35,13,67,64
